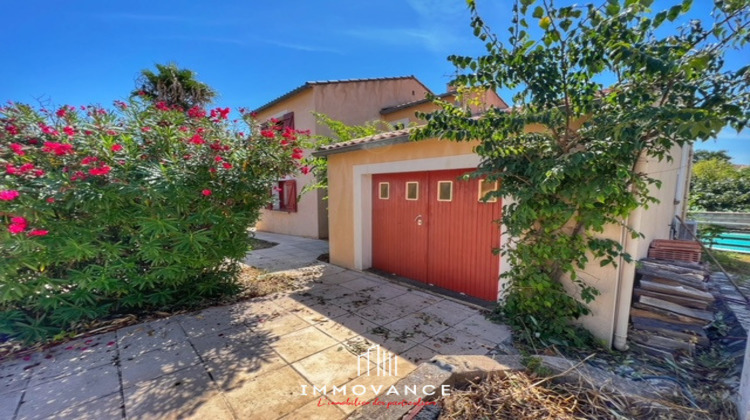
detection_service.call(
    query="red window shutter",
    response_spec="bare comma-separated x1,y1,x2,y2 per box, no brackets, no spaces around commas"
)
284,180,298,212
281,112,295,130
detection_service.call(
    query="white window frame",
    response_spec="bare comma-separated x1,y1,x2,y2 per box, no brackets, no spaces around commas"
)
437,181,453,202
479,179,498,203
405,182,419,201
378,182,390,199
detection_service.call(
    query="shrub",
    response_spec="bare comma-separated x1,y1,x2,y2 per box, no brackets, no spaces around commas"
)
0,99,307,342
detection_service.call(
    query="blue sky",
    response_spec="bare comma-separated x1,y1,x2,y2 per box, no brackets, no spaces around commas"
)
1,0,747,162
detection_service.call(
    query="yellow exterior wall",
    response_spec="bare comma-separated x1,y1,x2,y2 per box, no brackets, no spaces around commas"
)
382,90,508,125
253,90,322,238
252,79,432,238
325,133,687,346
314,79,430,136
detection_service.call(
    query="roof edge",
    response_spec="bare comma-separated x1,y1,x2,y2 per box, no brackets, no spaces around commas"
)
312,132,413,157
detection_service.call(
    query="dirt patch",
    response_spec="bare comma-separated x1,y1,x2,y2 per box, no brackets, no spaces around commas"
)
248,237,278,250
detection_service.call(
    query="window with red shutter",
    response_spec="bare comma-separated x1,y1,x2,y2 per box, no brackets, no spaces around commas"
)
267,179,297,212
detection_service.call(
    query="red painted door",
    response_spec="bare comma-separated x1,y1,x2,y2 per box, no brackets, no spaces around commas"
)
426,169,501,301
372,172,429,283
371,169,501,301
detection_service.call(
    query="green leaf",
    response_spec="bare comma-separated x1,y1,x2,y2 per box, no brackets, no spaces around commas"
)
533,6,544,18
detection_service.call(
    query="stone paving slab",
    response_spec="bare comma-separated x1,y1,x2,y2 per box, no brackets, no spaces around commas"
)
0,232,512,420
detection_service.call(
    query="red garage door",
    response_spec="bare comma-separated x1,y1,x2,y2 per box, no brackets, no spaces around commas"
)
372,169,501,301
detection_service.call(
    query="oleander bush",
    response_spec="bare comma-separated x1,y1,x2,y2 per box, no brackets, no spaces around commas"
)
0,98,308,342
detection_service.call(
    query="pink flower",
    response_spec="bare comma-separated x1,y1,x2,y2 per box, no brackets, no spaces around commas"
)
214,156,223,162
189,134,205,145
111,144,123,152
8,216,27,235
114,100,128,110
46,197,55,203
8,224,24,235
11,217,27,227
6,165,17,175
210,107,230,120
33,169,45,177
0,190,20,201
10,143,25,155
292,148,304,160
42,142,74,155
39,123,59,136
63,126,75,136
301,166,311,175
5,124,19,135
137,90,146,96
260,129,275,139
141,127,151,133
202,189,212,196
81,156,98,166
88,165,111,176
222,162,232,169
19,163,34,172
155,102,170,111
188,106,206,119
71,171,87,181
28,230,48,237
56,107,68,118
209,167,217,173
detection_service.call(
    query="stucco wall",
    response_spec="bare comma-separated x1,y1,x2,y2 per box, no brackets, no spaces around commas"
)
382,90,508,125
253,90,321,238
326,136,687,346
315,79,430,137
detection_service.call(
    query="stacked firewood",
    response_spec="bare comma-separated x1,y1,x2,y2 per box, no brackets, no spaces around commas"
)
630,258,714,355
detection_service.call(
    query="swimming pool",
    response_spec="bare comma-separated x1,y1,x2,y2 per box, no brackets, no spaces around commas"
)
704,232,750,254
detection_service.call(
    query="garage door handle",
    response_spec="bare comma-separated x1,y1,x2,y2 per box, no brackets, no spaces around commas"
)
415,215,423,226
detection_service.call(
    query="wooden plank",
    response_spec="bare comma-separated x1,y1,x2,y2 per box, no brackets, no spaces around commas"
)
633,289,711,310
638,280,715,302
630,305,709,326
637,265,706,285
631,317,709,346
641,258,705,270
637,296,714,322
630,331,695,353
639,260,707,277
640,274,706,291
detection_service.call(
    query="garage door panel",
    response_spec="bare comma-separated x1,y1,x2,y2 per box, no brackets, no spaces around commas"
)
372,169,500,301
372,173,429,283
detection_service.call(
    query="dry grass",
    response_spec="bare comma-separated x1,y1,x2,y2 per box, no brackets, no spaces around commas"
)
438,370,708,420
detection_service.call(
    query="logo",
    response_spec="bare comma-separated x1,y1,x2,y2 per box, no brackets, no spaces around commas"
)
357,344,398,376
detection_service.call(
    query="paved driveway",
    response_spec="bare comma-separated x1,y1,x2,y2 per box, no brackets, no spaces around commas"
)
0,232,512,420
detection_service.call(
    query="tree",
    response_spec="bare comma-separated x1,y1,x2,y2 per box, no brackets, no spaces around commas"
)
133,63,217,110
690,158,750,211
693,149,732,163
415,0,750,344
302,113,400,195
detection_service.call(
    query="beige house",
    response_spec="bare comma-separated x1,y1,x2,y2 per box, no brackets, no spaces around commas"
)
314,121,692,349
252,76,433,239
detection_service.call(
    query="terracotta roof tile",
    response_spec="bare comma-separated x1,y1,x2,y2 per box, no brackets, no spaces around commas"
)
313,126,416,156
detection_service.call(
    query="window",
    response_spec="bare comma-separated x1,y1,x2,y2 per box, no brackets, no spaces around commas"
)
406,182,419,200
267,179,297,212
479,179,498,203
261,111,295,131
437,181,453,202
379,182,390,199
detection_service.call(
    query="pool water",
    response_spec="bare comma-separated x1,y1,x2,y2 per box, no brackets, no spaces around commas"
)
704,232,750,254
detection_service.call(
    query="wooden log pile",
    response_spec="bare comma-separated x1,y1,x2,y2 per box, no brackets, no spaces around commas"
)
630,258,714,355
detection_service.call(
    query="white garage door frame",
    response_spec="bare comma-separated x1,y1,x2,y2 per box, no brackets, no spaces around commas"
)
351,154,510,301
